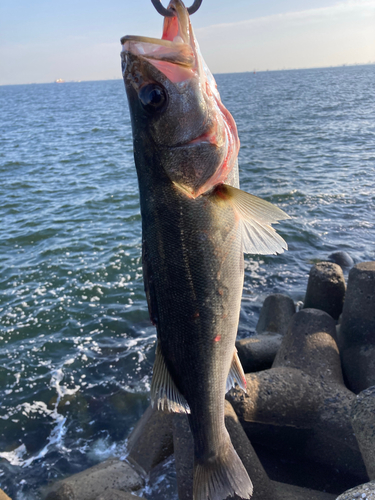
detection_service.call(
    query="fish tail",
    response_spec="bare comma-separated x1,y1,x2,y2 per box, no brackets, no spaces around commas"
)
193,439,253,500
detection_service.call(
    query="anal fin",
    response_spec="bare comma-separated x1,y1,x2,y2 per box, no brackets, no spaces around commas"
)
226,349,247,393
151,343,190,414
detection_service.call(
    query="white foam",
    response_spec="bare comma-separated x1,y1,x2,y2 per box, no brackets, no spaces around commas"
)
0,444,27,466
87,438,117,462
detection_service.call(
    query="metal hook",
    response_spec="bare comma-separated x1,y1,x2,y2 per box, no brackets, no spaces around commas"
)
151,0,202,17
187,0,202,15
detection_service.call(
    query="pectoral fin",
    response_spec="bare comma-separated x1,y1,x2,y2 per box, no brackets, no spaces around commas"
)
151,343,191,414
226,349,247,392
216,184,290,255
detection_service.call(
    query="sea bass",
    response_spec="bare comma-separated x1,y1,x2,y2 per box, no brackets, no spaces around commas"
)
121,2,289,499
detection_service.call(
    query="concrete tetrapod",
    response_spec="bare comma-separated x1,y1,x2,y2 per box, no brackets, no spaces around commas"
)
256,294,296,336
335,480,375,500
173,400,276,500
173,400,336,500
236,294,296,373
126,404,174,474
303,262,346,321
236,334,284,373
273,308,344,385
351,386,375,480
95,492,142,500
44,459,144,500
338,262,375,393
328,251,354,270
227,309,368,481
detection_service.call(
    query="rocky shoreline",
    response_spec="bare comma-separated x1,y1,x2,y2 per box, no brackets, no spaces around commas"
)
2,258,374,500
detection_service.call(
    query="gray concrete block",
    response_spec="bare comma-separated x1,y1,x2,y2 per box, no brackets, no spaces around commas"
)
256,294,296,335
272,481,336,500
236,334,282,373
273,309,344,385
173,400,276,500
126,404,174,474
351,386,375,480
339,262,375,393
340,262,375,347
44,459,144,500
328,251,354,269
227,367,367,480
172,412,194,500
341,345,375,395
335,480,375,500
95,491,141,500
303,262,346,320
224,401,277,500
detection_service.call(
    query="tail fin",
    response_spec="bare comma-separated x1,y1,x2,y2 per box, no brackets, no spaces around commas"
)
193,440,253,500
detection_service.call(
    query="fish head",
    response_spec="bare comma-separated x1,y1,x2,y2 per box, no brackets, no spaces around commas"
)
121,0,240,197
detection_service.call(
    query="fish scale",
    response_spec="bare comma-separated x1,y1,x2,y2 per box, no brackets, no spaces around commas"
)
122,1,289,498
147,187,242,464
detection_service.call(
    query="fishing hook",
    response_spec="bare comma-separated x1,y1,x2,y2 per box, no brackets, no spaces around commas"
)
151,0,203,17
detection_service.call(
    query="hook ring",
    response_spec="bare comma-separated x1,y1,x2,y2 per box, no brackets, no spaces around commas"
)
187,0,202,15
151,0,202,17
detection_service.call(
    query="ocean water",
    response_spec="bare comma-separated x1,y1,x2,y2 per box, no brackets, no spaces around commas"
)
0,65,374,499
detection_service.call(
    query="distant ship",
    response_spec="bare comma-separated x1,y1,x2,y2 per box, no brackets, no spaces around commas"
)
55,79,65,83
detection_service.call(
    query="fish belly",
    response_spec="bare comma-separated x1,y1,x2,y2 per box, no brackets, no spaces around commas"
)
142,182,243,459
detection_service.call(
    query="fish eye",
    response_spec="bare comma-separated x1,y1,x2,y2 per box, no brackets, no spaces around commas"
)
139,84,168,114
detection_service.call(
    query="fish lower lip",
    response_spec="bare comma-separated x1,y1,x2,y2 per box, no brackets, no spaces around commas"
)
189,131,216,145
170,128,224,149
169,134,215,149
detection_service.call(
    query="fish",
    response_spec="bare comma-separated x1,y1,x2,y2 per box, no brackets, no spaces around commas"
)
121,1,290,499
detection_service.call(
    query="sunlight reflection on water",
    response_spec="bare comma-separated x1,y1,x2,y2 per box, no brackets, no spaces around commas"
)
0,65,374,498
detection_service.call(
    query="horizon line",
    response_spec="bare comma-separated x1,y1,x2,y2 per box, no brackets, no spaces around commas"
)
1,62,374,87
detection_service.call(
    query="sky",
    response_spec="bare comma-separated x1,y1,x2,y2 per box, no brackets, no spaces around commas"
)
0,0,374,85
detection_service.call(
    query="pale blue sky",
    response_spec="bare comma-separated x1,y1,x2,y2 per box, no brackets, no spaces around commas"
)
0,0,374,85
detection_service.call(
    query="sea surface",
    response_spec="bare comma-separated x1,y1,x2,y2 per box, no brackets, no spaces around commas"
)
1,65,374,499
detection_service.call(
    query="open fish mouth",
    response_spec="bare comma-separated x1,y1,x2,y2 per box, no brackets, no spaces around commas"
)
121,0,199,82
121,35,195,69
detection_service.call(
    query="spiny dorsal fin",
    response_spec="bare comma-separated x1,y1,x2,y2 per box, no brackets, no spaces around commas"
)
226,349,247,393
217,184,290,255
151,343,191,414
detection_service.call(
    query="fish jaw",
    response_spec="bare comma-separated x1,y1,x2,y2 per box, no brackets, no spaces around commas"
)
121,0,239,198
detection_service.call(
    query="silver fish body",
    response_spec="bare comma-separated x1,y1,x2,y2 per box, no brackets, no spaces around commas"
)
121,2,289,498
